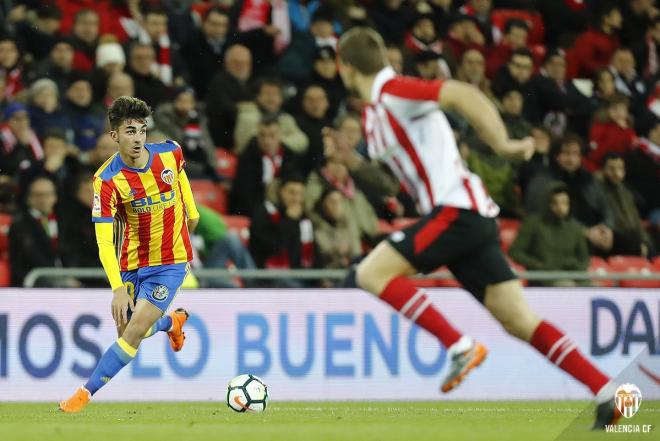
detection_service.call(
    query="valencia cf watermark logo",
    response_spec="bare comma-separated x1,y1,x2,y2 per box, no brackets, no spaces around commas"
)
152,285,169,301
615,383,642,419
605,383,653,433
161,168,174,185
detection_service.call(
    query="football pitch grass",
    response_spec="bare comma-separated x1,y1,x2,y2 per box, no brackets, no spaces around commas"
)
0,401,657,441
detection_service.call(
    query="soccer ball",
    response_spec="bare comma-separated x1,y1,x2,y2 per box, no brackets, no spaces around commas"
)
226,374,269,413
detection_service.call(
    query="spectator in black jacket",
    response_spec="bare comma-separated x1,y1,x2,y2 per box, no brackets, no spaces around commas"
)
126,42,169,108
492,49,540,122
526,134,615,254
61,172,103,282
531,48,592,137
9,176,76,287
295,84,332,175
183,7,231,99
301,46,346,120
249,174,315,285
230,116,303,216
205,44,254,148
28,39,76,96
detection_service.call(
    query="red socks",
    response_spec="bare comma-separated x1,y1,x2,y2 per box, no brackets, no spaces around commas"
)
379,276,462,349
530,321,610,395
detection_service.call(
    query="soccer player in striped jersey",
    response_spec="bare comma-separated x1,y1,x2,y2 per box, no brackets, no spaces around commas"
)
59,96,200,413
335,28,620,429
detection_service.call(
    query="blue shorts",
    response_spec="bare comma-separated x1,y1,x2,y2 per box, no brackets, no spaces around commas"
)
121,263,189,314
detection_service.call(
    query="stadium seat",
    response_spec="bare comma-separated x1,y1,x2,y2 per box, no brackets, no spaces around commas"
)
588,256,615,287
0,213,11,260
498,218,520,253
491,9,545,45
224,215,251,246
215,149,238,180
190,180,228,214
607,256,659,288
653,256,660,271
0,259,10,287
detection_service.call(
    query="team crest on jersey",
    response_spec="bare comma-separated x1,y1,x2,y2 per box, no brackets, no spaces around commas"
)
161,168,175,185
92,194,101,214
152,285,169,301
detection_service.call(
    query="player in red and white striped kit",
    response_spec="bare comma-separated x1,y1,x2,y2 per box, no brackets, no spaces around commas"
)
334,27,619,430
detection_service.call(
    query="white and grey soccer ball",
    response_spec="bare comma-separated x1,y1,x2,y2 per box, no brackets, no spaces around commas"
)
226,374,269,413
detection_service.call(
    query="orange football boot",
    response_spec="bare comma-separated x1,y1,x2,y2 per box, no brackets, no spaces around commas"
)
441,341,488,393
59,386,91,413
167,308,189,352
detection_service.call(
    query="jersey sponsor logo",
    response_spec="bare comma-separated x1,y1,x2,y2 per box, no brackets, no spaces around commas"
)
130,190,176,213
92,194,101,214
161,169,175,185
152,285,169,301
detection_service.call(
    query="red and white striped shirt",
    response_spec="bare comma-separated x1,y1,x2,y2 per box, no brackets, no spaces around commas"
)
363,67,499,217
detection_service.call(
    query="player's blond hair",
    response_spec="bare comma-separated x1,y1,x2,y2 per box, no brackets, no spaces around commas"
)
337,27,388,75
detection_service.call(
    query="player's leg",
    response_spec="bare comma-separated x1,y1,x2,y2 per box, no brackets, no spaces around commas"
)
352,207,479,378
481,255,619,428
125,263,190,348
59,299,163,413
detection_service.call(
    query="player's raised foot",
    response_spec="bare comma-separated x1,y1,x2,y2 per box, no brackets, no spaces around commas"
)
441,337,488,393
592,398,622,430
58,386,91,413
167,308,189,352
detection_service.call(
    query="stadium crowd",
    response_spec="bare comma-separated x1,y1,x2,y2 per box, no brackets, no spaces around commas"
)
0,0,658,288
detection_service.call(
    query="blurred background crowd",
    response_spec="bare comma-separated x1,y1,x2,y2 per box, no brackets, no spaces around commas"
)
0,0,658,288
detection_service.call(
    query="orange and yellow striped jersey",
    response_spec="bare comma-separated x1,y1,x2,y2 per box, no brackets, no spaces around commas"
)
92,141,196,272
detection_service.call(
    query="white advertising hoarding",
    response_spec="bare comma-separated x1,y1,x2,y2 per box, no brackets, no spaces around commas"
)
0,288,657,401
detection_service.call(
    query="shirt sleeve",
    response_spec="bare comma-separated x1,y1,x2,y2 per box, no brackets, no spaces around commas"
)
171,140,187,173
178,169,200,220
92,176,117,223
380,77,444,120
95,222,123,290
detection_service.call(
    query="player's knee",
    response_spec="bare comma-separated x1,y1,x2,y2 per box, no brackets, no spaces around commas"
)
121,320,151,348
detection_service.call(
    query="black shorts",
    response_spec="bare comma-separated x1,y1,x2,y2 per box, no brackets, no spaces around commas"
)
386,205,516,302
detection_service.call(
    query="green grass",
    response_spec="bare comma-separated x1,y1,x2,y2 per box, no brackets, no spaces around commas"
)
0,401,657,441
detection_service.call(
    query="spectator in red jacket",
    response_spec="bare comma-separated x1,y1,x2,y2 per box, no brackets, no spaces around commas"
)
444,14,485,64
587,94,637,171
567,3,622,79
69,8,100,72
486,18,529,79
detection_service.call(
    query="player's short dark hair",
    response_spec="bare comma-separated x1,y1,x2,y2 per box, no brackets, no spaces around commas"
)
108,96,152,131
504,18,528,34
338,27,388,75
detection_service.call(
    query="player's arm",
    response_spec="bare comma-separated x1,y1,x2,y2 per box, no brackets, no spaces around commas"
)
93,178,133,323
438,80,534,161
178,169,200,233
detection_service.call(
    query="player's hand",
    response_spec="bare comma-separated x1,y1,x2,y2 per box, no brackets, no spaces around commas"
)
111,286,135,325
